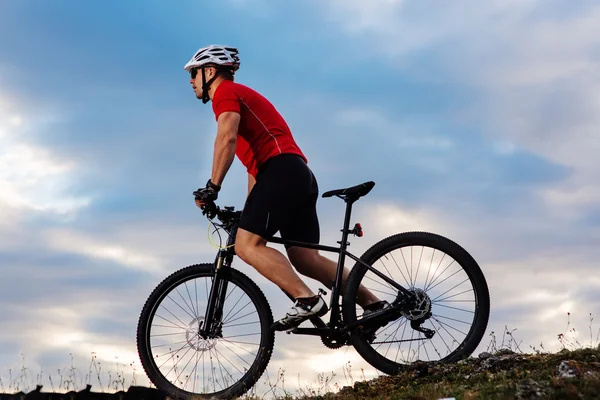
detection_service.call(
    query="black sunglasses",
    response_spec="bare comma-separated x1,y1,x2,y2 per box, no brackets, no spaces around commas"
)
190,65,220,79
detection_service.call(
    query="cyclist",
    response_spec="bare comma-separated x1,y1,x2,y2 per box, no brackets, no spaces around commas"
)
185,44,387,331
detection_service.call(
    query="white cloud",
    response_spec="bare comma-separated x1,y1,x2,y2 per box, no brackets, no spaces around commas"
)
320,0,600,90
0,91,91,217
1,299,154,392
41,222,225,277
319,0,600,221
320,0,542,66
43,228,166,275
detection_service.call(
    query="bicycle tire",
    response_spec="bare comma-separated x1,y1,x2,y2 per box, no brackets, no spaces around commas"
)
342,231,490,375
136,263,275,399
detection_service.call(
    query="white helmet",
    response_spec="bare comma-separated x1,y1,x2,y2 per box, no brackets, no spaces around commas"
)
184,45,240,73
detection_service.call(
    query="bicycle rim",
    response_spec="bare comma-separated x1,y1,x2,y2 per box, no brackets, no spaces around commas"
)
343,231,490,375
136,263,275,399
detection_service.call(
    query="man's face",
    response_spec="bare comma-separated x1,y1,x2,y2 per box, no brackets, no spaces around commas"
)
189,66,216,99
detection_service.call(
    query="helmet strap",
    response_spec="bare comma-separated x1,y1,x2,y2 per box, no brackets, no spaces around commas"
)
201,66,220,104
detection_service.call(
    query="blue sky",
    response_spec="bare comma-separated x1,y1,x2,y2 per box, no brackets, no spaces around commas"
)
1,0,599,396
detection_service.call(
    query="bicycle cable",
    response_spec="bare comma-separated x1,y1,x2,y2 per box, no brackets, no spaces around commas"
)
207,218,235,250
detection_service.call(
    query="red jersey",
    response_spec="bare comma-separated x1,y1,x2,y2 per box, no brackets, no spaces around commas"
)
211,80,307,178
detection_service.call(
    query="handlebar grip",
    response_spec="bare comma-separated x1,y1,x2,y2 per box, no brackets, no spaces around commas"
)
202,201,218,219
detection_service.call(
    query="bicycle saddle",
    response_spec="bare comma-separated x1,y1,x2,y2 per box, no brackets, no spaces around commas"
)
322,181,375,199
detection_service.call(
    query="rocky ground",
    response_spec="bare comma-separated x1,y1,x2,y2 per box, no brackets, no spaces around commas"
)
281,346,600,400
3,347,599,399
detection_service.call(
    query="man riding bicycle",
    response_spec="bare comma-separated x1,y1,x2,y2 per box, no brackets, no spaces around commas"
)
185,44,387,331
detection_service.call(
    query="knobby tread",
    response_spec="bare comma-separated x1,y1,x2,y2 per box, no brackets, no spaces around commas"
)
342,231,490,375
136,263,275,400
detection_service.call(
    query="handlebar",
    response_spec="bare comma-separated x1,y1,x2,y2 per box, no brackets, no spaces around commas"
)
192,189,242,226
198,200,242,226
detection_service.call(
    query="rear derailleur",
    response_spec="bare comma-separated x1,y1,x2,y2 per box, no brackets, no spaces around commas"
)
363,289,436,343
410,314,435,339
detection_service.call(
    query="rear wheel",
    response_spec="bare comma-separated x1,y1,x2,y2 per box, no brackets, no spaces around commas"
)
342,232,490,375
136,263,275,399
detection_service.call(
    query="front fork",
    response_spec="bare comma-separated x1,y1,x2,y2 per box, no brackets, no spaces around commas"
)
199,219,238,339
199,252,231,339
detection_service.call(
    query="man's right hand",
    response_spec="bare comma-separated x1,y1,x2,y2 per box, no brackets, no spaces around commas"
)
193,179,220,212
194,197,206,209
193,187,218,207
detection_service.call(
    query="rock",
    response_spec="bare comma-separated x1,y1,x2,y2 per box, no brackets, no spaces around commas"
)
558,360,583,379
478,352,493,359
478,352,525,373
495,348,517,356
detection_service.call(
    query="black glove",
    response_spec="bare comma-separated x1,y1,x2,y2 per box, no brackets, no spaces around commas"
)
193,179,221,204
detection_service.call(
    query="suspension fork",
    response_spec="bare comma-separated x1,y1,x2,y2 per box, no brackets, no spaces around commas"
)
200,226,236,339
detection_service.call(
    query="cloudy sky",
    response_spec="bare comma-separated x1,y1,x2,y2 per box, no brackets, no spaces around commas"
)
1,0,599,396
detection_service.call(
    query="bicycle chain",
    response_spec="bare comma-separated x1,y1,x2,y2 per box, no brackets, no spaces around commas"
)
370,337,429,345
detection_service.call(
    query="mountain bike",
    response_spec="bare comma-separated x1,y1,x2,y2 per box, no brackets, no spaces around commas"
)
136,181,490,400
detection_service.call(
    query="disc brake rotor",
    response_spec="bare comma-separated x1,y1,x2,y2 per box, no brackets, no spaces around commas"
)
186,317,218,351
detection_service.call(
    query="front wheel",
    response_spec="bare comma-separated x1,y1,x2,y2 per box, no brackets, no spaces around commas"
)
136,263,275,399
342,231,490,375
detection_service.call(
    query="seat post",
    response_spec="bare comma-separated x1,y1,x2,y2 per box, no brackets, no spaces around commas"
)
334,196,356,275
329,196,356,327
340,196,356,242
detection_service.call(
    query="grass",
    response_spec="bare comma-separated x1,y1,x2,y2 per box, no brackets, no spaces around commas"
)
1,312,600,399
237,312,600,399
0,352,142,394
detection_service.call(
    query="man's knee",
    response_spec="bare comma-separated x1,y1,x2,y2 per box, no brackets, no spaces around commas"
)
235,228,266,263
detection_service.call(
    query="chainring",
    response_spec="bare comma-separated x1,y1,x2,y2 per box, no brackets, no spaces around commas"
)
321,333,350,349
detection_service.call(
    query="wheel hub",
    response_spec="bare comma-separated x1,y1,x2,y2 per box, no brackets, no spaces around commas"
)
186,317,218,351
401,288,432,321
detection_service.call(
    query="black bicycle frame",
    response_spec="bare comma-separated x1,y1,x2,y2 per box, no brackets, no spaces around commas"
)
200,196,414,338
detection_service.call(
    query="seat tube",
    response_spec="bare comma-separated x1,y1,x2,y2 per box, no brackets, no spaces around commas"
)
330,198,354,325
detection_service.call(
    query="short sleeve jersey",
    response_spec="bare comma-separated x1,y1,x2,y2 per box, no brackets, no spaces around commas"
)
211,80,308,178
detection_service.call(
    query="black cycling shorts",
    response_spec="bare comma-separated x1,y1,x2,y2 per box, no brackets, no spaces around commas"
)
238,153,320,249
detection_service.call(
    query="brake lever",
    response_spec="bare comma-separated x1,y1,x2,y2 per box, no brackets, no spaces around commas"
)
202,203,218,220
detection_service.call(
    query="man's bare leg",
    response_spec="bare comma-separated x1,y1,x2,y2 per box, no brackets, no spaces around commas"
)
286,247,381,308
235,228,315,299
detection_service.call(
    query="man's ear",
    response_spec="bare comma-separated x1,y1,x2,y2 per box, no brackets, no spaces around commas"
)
207,66,217,80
